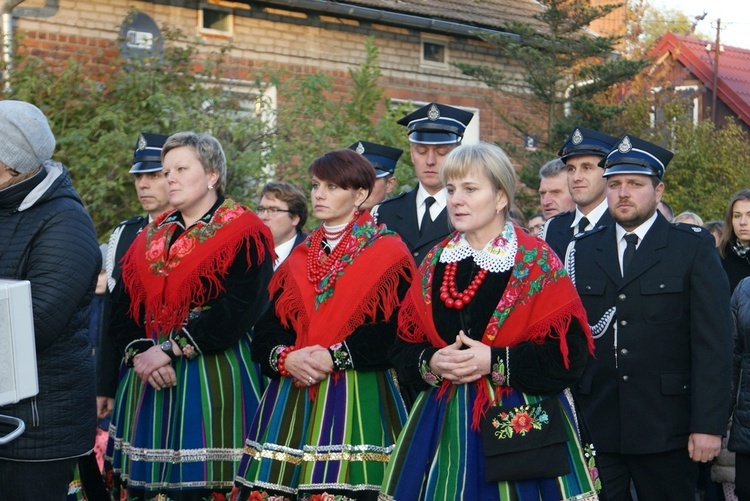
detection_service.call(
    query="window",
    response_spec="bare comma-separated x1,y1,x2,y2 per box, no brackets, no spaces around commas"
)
421,40,448,67
199,4,233,36
650,85,700,129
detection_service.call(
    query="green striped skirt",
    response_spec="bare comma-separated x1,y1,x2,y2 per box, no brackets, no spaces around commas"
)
379,382,599,501
233,369,408,500
106,334,265,496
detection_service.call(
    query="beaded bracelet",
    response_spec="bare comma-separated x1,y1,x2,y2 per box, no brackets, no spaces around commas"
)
277,345,296,377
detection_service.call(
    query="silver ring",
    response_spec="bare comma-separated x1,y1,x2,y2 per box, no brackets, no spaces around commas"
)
307,376,313,384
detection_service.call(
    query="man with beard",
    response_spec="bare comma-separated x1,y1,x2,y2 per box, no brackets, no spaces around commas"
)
542,126,618,259
567,134,732,500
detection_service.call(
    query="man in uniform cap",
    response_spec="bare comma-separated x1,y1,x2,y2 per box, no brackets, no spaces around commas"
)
374,102,473,265
97,132,172,421
567,134,732,500
541,126,618,258
349,140,403,211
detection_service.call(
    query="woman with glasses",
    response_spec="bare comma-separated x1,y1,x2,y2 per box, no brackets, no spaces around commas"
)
232,149,415,500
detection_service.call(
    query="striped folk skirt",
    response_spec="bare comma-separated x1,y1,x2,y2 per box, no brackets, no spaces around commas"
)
379,382,599,501
106,334,265,498
233,369,408,501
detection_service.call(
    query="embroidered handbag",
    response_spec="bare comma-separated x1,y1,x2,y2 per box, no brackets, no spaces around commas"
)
481,397,571,482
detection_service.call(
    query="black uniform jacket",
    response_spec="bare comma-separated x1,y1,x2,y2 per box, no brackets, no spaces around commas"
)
376,189,450,265
97,215,149,398
569,215,733,454
544,209,613,260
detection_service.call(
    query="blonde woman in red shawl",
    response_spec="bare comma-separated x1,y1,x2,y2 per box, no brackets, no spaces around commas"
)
232,149,415,501
106,132,274,500
380,142,600,500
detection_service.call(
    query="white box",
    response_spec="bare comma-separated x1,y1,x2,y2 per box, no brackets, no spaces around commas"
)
0,279,39,406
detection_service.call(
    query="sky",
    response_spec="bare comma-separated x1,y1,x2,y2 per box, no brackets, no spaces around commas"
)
650,0,750,50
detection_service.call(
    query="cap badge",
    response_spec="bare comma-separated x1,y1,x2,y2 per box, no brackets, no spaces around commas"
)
618,136,632,153
572,129,583,145
137,134,147,151
428,104,441,121
355,142,365,154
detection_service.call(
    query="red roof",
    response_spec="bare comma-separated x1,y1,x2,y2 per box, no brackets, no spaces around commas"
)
653,32,750,127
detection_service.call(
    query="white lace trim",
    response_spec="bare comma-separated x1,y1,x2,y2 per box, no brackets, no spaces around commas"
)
439,222,517,273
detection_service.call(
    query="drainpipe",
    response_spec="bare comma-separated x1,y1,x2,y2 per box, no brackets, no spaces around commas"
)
2,0,25,93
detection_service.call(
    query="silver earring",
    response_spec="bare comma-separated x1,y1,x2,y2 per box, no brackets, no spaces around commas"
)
208,184,214,190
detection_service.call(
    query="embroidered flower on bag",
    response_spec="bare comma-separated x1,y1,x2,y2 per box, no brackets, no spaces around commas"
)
491,403,549,439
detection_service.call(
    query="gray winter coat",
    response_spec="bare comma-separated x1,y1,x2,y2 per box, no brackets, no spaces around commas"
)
0,162,99,460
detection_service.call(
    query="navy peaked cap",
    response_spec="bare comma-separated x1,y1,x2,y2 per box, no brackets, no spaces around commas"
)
348,140,403,178
397,102,474,145
130,132,169,174
558,126,619,163
600,134,674,180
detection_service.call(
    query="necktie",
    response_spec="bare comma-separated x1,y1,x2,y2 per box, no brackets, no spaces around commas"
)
622,233,638,275
576,216,590,235
420,196,436,237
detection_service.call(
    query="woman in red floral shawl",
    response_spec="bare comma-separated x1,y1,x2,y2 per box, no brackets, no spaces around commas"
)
106,132,274,501
380,143,599,500
232,149,415,501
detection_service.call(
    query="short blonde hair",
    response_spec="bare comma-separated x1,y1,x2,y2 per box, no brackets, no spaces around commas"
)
440,142,516,217
162,132,227,195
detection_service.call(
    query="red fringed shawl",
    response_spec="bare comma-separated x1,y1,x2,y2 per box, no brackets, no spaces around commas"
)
121,199,274,337
269,211,415,348
399,224,593,428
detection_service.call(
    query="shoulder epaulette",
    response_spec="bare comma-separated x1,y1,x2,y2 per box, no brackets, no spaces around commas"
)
672,222,707,237
116,214,147,228
549,210,572,220
379,191,409,206
573,224,607,240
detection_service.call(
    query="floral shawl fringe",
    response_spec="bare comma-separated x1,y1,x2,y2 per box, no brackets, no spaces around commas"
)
399,224,593,429
270,211,415,348
121,199,273,337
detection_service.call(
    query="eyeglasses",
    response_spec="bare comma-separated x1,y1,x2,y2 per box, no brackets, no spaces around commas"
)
257,206,293,216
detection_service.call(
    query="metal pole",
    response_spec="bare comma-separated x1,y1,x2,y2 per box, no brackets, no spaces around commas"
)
711,19,721,124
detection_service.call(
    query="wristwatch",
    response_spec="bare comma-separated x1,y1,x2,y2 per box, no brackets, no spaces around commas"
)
160,340,178,361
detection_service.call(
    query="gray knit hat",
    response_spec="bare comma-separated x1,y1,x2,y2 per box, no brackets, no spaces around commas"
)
0,100,56,173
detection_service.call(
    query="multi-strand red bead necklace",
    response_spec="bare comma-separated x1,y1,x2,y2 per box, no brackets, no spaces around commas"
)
439,261,488,309
306,214,358,294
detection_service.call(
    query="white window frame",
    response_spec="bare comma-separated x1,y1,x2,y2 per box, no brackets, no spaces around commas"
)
420,38,449,69
199,3,234,37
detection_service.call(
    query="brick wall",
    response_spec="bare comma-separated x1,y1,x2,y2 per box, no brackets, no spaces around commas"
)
11,0,545,148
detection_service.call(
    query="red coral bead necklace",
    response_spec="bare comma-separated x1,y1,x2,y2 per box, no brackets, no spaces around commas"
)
439,261,488,310
306,213,358,293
